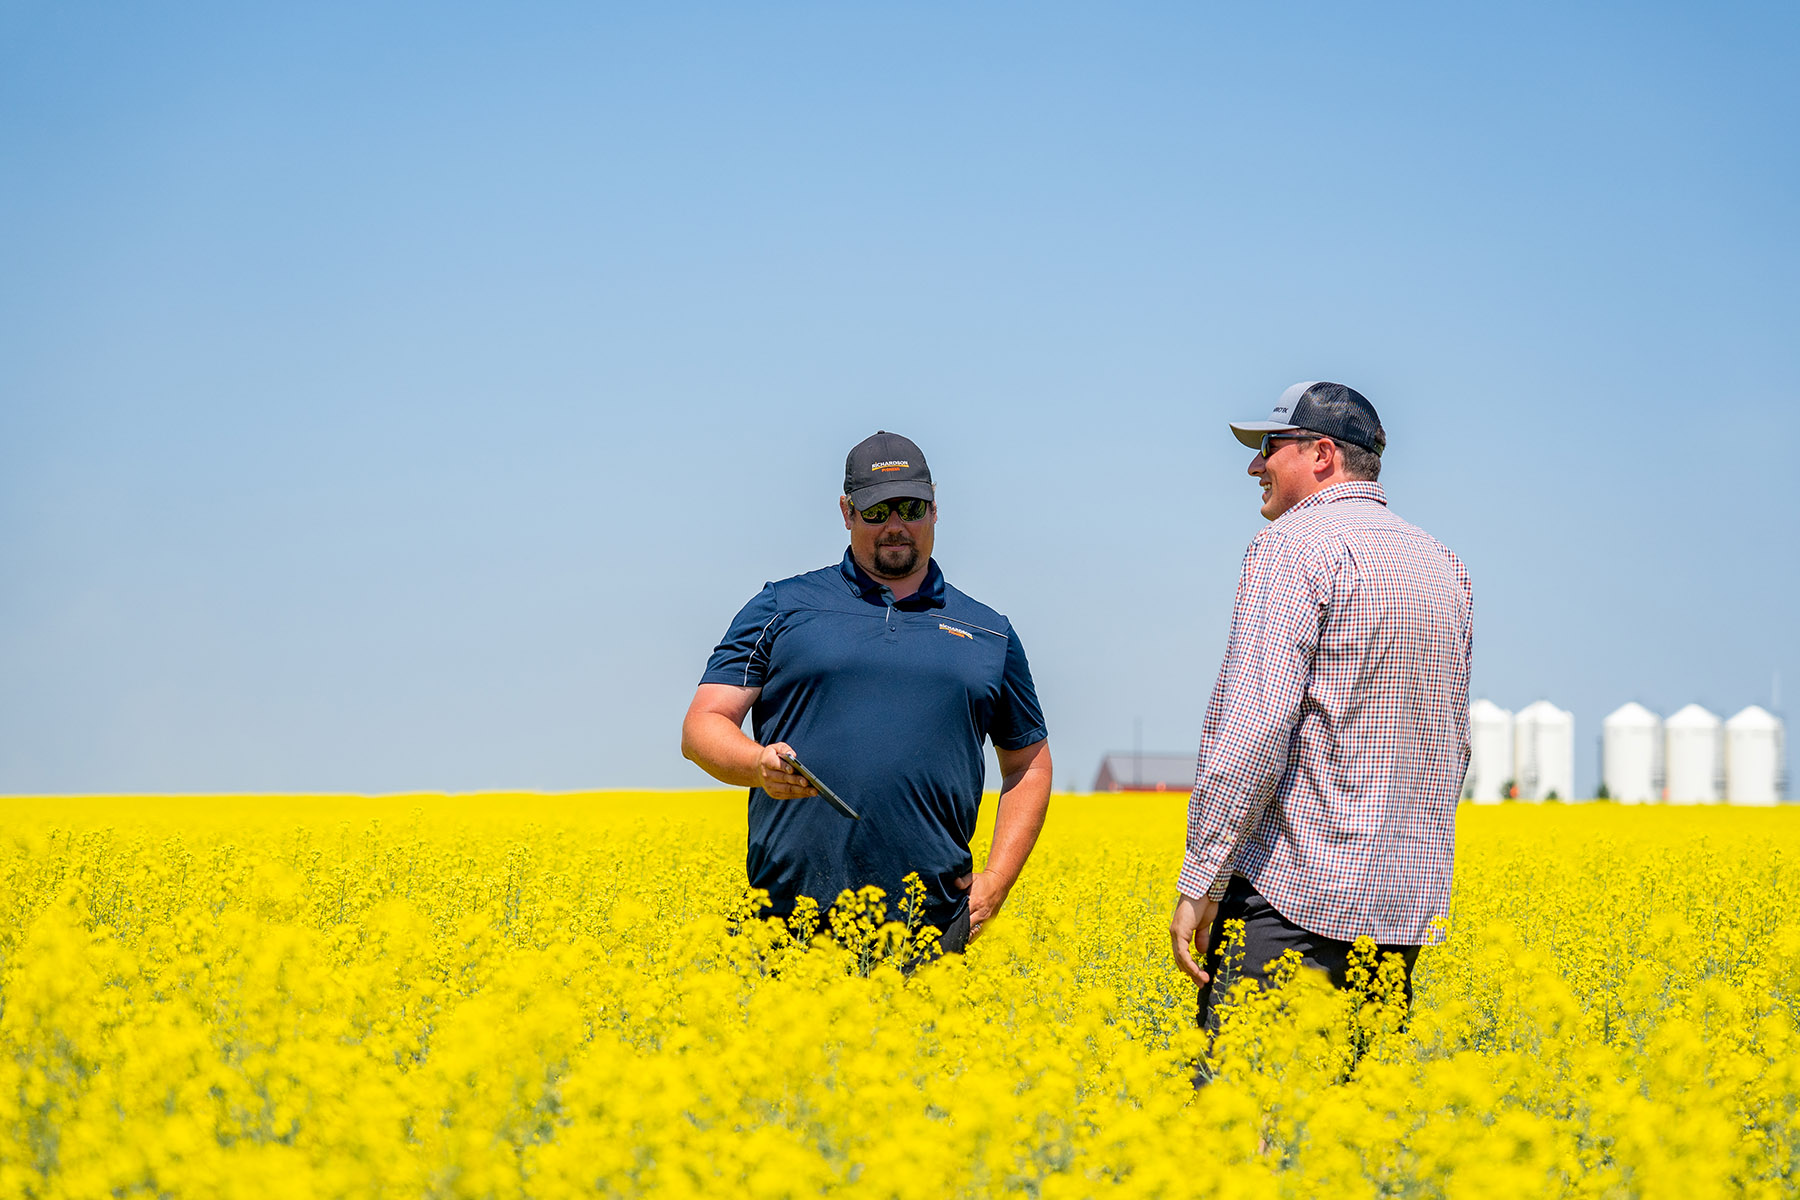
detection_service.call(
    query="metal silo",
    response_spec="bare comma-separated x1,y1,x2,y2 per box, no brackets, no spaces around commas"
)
1663,703,1724,803
1514,700,1575,801
1724,705,1786,805
1601,702,1663,803
1465,700,1513,802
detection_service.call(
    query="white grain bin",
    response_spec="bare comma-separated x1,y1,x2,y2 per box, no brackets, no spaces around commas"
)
1464,700,1514,802
1663,703,1724,803
1601,702,1663,803
1724,705,1785,806
1514,700,1575,801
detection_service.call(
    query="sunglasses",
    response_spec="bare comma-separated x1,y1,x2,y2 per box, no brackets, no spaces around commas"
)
1258,431,1320,459
857,498,932,524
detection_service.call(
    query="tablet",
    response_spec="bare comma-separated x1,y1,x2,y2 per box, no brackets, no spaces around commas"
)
779,752,861,820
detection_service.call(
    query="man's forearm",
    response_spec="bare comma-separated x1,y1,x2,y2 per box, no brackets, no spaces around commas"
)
1181,719,1295,897
1181,781,1274,900
985,752,1052,888
680,712,765,787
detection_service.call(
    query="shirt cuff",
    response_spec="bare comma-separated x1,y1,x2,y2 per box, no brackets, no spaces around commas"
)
993,726,1049,752
698,667,765,689
1179,851,1235,902
1178,852,1217,899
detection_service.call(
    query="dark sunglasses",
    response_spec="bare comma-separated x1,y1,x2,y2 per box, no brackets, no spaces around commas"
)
857,498,932,523
1258,431,1320,459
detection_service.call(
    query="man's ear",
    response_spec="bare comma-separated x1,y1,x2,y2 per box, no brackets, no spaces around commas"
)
1312,438,1339,479
840,496,854,531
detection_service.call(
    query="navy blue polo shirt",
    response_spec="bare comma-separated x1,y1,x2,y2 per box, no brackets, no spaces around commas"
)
701,550,1047,933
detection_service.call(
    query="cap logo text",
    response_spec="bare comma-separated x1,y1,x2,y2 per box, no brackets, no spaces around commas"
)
871,460,910,472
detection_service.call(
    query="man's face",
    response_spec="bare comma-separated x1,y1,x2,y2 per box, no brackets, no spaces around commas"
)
841,494,936,580
1248,433,1323,521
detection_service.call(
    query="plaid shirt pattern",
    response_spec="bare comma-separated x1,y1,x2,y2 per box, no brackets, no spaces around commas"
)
1179,482,1472,945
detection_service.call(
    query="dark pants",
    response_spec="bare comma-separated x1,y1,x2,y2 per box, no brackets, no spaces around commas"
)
1196,876,1420,1034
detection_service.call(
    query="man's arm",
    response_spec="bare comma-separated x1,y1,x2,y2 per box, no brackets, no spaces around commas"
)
1178,534,1320,897
958,737,1051,939
1170,533,1320,980
680,683,816,799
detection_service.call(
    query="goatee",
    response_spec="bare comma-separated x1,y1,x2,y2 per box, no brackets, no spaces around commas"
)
870,542,920,579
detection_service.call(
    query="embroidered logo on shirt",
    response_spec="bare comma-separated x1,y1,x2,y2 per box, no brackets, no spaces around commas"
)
871,460,910,471
939,623,973,639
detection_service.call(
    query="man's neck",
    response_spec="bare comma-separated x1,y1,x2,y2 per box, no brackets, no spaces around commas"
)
1294,472,1354,507
874,567,927,601
850,550,929,601
1311,470,1355,496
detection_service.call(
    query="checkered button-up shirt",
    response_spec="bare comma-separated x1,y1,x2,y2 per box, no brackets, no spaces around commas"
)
1179,481,1472,945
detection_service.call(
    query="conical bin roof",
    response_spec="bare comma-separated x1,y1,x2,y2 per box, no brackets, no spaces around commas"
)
1725,704,1781,731
1665,703,1720,730
1517,699,1572,725
1604,701,1660,729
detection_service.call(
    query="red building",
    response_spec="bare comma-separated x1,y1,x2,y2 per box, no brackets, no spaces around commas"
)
1091,753,1195,793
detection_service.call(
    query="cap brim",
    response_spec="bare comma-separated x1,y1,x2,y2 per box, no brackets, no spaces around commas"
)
847,479,935,509
1228,420,1299,450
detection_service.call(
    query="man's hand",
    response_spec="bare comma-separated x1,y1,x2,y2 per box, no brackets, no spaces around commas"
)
753,742,817,800
681,686,816,799
953,871,1008,941
950,738,1053,944
1170,893,1219,986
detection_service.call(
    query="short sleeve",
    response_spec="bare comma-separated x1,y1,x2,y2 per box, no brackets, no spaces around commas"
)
699,584,781,689
988,622,1048,751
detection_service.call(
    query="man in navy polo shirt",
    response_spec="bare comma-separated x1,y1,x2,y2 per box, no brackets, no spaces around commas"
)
681,431,1053,951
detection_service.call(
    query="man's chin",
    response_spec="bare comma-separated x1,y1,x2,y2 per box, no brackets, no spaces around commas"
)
871,547,920,578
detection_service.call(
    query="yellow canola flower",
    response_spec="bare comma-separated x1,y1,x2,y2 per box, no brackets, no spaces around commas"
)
0,794,1796,1197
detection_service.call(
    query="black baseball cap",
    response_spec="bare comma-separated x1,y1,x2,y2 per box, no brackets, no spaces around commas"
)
1230,381,1386,457
844,431,934,509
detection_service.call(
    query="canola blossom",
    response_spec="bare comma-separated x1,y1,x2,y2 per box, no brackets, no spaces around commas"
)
2,793,1797,1198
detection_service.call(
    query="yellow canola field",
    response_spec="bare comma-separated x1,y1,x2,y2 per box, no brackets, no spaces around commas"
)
2,793,1797,1199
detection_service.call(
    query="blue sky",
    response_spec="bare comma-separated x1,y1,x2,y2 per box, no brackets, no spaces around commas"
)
3,2,1795,796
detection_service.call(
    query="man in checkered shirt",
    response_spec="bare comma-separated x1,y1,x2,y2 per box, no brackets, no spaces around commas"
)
1169,381,1472,1032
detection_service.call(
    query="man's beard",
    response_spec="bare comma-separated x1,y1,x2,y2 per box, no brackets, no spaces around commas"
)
870,539,920,579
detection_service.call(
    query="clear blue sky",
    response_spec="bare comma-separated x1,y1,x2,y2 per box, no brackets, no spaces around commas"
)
3,2,1795,796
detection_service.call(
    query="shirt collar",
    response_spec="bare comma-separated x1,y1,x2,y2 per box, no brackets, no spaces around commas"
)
839,548,947,609
1286,480,1387,516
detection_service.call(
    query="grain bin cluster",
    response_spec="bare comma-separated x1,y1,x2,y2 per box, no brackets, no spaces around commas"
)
1603,702,1787,804
1463,701,1787,804
1465,700,1575,802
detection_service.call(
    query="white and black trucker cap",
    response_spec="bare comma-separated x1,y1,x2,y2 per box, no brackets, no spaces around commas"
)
1229,381,1386,457
844,431,935,509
